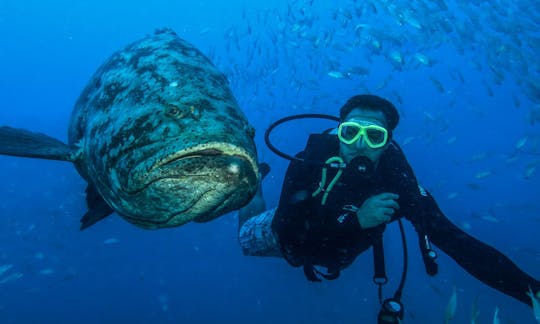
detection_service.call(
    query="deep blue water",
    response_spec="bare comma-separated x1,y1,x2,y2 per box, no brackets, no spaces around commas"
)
1,0,539,323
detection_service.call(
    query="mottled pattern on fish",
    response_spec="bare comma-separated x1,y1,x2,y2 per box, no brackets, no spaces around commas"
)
68,28,258,229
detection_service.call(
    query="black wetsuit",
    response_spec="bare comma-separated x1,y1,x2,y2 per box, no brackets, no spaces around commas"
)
271,133,540,306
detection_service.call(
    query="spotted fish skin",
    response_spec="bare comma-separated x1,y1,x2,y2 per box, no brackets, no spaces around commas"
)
1,28,260,229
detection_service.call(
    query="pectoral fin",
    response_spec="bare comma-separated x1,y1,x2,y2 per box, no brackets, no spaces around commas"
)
80,184,114,230
0,126,78,161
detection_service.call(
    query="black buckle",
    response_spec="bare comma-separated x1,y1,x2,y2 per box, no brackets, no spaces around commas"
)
420,234,438,276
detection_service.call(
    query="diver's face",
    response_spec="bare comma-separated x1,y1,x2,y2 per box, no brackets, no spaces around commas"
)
339,108,389,166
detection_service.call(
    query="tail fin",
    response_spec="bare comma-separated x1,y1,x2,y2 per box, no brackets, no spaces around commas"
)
0,126,77,161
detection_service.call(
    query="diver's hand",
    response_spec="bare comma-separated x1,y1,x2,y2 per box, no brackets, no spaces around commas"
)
356,193,400,229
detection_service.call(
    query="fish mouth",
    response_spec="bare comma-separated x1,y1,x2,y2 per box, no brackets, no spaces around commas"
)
149,142,257,173
125,142,259,194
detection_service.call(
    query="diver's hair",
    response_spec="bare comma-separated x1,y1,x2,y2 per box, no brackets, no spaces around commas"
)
339,94,399,131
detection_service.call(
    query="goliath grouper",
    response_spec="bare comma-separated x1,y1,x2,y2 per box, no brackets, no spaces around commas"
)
0,28,260,230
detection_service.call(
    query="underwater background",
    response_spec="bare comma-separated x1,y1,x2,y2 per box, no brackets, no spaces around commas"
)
1,0,539,323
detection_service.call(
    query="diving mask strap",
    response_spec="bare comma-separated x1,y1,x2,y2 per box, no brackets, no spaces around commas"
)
312,156,343,205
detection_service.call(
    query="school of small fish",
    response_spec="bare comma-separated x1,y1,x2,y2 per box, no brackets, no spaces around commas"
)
210,0,540,186
214,0,540,113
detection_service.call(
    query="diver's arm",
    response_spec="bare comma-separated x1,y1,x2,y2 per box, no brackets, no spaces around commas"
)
386,142,540,304
416,191,540,306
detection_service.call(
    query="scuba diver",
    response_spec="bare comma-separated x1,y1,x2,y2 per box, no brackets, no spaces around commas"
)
237,94,540,323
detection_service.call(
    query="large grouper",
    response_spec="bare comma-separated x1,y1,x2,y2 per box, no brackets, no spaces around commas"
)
0,28,260,230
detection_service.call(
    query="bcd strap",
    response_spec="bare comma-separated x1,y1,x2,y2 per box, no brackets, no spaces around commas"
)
373,235,388,305
373,235,388,285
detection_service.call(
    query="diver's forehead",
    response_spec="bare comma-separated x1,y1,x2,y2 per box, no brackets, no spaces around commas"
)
344,108,387,127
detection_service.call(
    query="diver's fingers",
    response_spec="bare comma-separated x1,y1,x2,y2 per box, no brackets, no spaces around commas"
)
384,199,400,210
377,192,399,201
379,212,392,224
382,207,395,217
375,198,400,210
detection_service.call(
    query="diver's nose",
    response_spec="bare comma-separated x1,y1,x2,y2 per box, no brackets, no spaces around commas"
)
355,136,368,149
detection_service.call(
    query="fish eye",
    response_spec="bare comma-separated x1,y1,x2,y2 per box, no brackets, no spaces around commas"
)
166,106,185,118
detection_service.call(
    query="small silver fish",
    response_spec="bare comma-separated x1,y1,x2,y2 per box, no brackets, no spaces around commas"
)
0,272,23,284
516,136,528,150
327,71,351,79
475,170,493,179
0,264,13,277
493,306,500,324
103,238,120,245
414,53,431,66
526,287,540,323
446,192,459,200
445,286,457,323
470,296,480,324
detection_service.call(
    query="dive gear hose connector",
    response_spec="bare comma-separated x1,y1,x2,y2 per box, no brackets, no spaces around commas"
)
377,298,404,324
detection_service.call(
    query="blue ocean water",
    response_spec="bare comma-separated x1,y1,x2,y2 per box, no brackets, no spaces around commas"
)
1,0,539,323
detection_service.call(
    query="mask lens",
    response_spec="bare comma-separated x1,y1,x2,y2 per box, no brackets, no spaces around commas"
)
366,127,386,145
339,124,361,142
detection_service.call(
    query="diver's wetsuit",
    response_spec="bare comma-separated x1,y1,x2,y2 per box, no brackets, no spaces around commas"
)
271,133,540,306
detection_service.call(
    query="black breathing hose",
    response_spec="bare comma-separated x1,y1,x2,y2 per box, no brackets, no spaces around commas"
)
264,113,339,163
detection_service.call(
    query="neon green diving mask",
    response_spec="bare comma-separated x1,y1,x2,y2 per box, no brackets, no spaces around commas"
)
337,121,389,148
